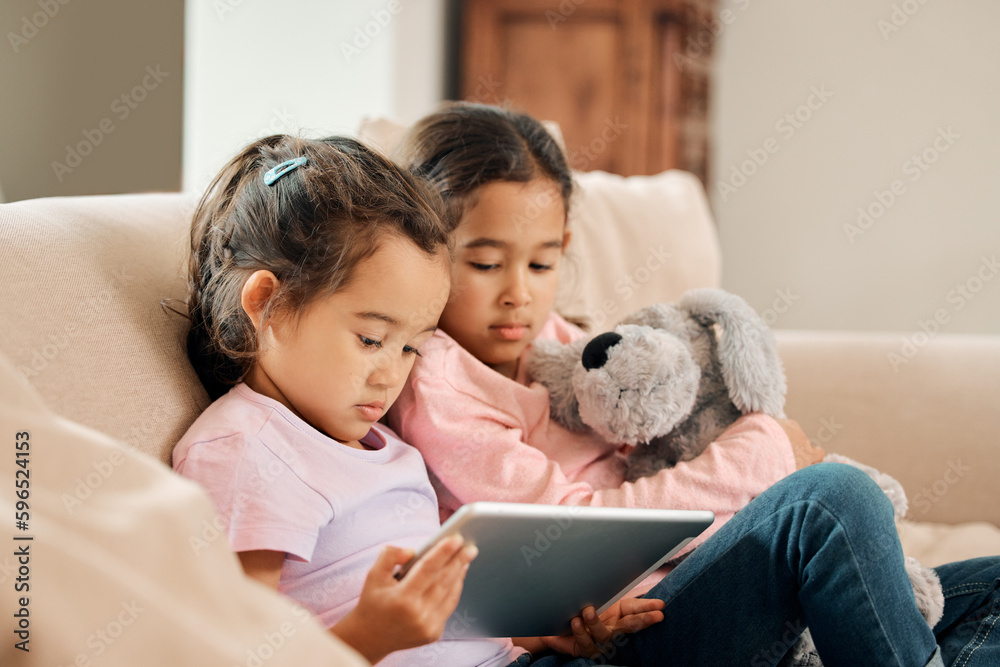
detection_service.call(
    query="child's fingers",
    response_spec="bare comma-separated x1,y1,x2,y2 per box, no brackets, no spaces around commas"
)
570,615,600,658
399,535,466,592
436,560,472,616
421,543,478,603
615,610,664,634
539,633,578,657
412,543,477,620
614,597,665,616
581,606,612,645
369,545,415,583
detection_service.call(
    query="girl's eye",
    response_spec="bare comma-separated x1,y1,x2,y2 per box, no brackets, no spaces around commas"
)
359,335,382,349
530,263,554,272
470,262,499,271
403,345,422,357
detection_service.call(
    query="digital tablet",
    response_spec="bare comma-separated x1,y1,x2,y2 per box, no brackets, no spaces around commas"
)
398,502,714,638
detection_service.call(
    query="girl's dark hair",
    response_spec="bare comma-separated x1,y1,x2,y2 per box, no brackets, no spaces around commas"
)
186,134,448,400
400,102,573,229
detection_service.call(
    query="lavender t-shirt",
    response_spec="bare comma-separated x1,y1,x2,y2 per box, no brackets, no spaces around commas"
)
173,383,518,667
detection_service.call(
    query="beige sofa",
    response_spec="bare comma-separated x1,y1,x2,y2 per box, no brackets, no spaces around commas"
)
0,165,998,663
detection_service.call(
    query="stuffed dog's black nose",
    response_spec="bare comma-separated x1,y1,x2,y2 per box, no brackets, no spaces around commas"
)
582,332,623,371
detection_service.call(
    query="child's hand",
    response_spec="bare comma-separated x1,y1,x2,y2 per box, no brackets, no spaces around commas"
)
776,418,826,469
331,535,477,664
536,598,665,658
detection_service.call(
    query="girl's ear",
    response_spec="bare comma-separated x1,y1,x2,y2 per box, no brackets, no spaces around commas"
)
241,270,280,331
561,228,572,253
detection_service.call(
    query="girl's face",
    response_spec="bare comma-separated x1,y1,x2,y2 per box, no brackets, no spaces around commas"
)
244,235,450,448
439,178,569,379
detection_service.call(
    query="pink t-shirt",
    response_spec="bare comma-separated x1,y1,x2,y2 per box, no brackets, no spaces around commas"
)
389,312,797,564
173,383,518,667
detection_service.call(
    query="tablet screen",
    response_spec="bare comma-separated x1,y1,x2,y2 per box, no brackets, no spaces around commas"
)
405,502,714,638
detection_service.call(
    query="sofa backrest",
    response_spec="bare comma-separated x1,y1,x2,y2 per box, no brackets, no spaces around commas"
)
0,172,720,466
0,193,209,464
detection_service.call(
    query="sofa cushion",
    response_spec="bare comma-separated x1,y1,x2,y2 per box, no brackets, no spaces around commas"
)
0,193,207,465
556,169,721,330
899,520,1000,568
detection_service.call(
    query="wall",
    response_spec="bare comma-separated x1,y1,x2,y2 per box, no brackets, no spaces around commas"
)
712,0,1000,335
0,0,184,202
183,0,447,193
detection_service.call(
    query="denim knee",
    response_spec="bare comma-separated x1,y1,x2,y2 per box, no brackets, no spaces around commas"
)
793,462,896,527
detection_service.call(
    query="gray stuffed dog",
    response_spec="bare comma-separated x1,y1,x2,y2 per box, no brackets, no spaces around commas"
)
528,287,944,666
531,287,787,481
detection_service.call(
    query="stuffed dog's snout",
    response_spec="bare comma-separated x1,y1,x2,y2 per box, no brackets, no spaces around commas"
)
573,326,702,446
582,332,623,371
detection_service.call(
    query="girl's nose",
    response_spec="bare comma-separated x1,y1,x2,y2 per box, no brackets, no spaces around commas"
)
501,269,531,308
369,353,406,388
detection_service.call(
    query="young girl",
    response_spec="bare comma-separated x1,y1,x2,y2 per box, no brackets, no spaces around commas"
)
172,134,664,667
389,102,1000,665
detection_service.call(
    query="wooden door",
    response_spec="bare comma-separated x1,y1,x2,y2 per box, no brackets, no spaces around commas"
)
461,0,713,182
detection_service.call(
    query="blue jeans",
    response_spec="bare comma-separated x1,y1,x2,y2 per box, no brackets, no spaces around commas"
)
508,463,1000,667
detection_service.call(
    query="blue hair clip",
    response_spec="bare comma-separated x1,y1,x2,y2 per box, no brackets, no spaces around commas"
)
263,156,308,186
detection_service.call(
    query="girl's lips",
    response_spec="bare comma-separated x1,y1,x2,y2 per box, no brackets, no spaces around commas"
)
492,324,528,341
356,402,384,421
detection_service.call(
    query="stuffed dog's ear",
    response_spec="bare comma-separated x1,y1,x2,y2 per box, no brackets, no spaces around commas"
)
527,337,591,432
679,288,786,416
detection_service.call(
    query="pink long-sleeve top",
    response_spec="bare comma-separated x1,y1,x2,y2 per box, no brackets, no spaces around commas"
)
388,312,797,565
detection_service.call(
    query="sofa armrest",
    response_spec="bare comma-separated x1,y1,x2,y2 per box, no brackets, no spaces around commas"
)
775,330,1000,527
